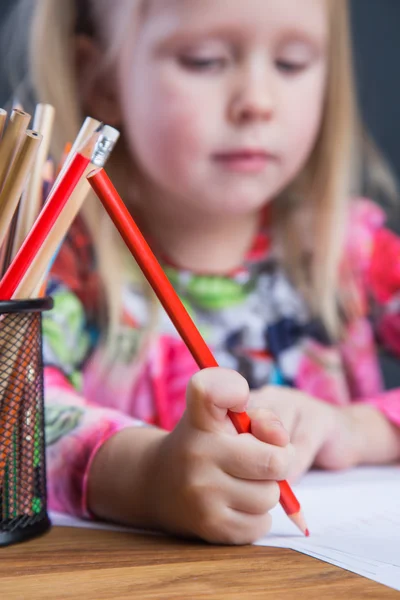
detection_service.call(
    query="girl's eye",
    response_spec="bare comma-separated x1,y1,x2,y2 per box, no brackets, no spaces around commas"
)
178,56,228,72
276,59,309,74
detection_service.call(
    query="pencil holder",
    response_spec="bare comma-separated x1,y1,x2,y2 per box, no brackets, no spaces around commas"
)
0,297,53,546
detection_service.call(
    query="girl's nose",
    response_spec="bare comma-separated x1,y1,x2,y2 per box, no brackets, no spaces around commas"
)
228,65,274,124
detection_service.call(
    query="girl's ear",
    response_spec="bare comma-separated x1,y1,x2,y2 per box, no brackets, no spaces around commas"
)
75,35,122,127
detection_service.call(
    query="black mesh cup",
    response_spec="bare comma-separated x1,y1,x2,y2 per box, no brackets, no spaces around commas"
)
0,297,53,546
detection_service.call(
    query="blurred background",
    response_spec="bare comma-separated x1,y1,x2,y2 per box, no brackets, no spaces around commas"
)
0,0,399,385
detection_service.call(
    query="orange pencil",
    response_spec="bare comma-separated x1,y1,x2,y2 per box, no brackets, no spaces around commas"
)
0,318,30,487
87,167,309,536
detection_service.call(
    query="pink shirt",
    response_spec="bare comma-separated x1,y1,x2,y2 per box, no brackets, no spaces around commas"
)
42,199,400,517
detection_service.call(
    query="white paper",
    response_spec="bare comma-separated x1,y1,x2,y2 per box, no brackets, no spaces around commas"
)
49,511,153,536
255,466,400,590
51,466,400,592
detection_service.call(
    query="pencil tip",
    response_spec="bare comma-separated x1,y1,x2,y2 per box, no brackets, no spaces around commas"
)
288,511,309,537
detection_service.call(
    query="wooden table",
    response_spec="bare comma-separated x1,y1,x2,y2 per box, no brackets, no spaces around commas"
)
0,527,397,599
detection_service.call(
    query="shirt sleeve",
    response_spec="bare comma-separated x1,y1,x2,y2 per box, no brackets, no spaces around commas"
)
367,226,400,358
345,199,400,427
43,221,144,518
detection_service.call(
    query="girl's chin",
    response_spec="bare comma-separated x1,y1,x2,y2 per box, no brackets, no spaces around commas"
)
195,196,272,216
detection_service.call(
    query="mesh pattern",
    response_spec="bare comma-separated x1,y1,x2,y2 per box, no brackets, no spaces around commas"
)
0,308,49,542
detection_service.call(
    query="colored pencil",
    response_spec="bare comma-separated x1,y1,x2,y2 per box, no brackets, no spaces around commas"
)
0,109,7,141
0,317,31,495
15,121,119,300
0,126,105,300
0,109,31,194
13,117,101,299
11,104,55,259
0,131,42,249
87,166,309,536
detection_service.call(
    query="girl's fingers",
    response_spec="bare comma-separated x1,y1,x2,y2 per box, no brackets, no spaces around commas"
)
217,432,293,481
224,476,281,515
219,508,273,545
187,368,250,433
247,408,290,447
288,423,323,481
249,389,299,437
198,504,273,545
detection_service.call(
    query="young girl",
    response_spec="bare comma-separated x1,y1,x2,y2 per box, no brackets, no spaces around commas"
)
16,0,400,544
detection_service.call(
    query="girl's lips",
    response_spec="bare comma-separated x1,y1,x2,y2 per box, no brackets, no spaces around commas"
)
212,150,275,173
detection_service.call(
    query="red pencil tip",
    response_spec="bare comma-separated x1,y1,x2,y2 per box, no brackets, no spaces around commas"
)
305,529,310,537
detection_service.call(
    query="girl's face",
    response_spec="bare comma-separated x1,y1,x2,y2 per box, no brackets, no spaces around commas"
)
116,0,329,217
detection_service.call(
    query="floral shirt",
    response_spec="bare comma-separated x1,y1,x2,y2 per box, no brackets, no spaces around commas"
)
43,198,400,517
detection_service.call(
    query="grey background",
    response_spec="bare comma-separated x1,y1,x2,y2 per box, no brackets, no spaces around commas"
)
0,0,399,385
351,0,400,186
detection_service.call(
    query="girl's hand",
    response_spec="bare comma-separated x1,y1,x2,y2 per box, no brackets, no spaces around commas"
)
249,386,400,481
148,368,293,544
87,373,398,544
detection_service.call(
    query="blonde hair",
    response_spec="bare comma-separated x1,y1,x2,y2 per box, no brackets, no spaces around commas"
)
28,0,153,348
273,0,397,335
16,0,399,341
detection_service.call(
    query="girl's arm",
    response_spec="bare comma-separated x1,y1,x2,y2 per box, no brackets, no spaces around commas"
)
346,216,400,464
42,215,147,517
43,226,293,542
43,281,144,517
342,401,400,466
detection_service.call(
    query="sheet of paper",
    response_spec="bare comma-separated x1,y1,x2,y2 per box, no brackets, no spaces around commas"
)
255,466,400,590
51,466,400,592
293,546,400,590
49,511,153,536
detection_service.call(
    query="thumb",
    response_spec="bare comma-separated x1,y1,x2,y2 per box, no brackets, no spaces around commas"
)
187,368,249,433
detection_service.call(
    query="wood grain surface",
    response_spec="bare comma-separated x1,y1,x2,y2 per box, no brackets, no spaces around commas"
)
0,527,397,599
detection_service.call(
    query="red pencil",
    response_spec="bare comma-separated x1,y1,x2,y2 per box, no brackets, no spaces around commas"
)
87,167,309,537
0,125,118,300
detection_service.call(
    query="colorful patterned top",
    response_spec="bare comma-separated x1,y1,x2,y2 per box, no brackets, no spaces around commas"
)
43,198,400,518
